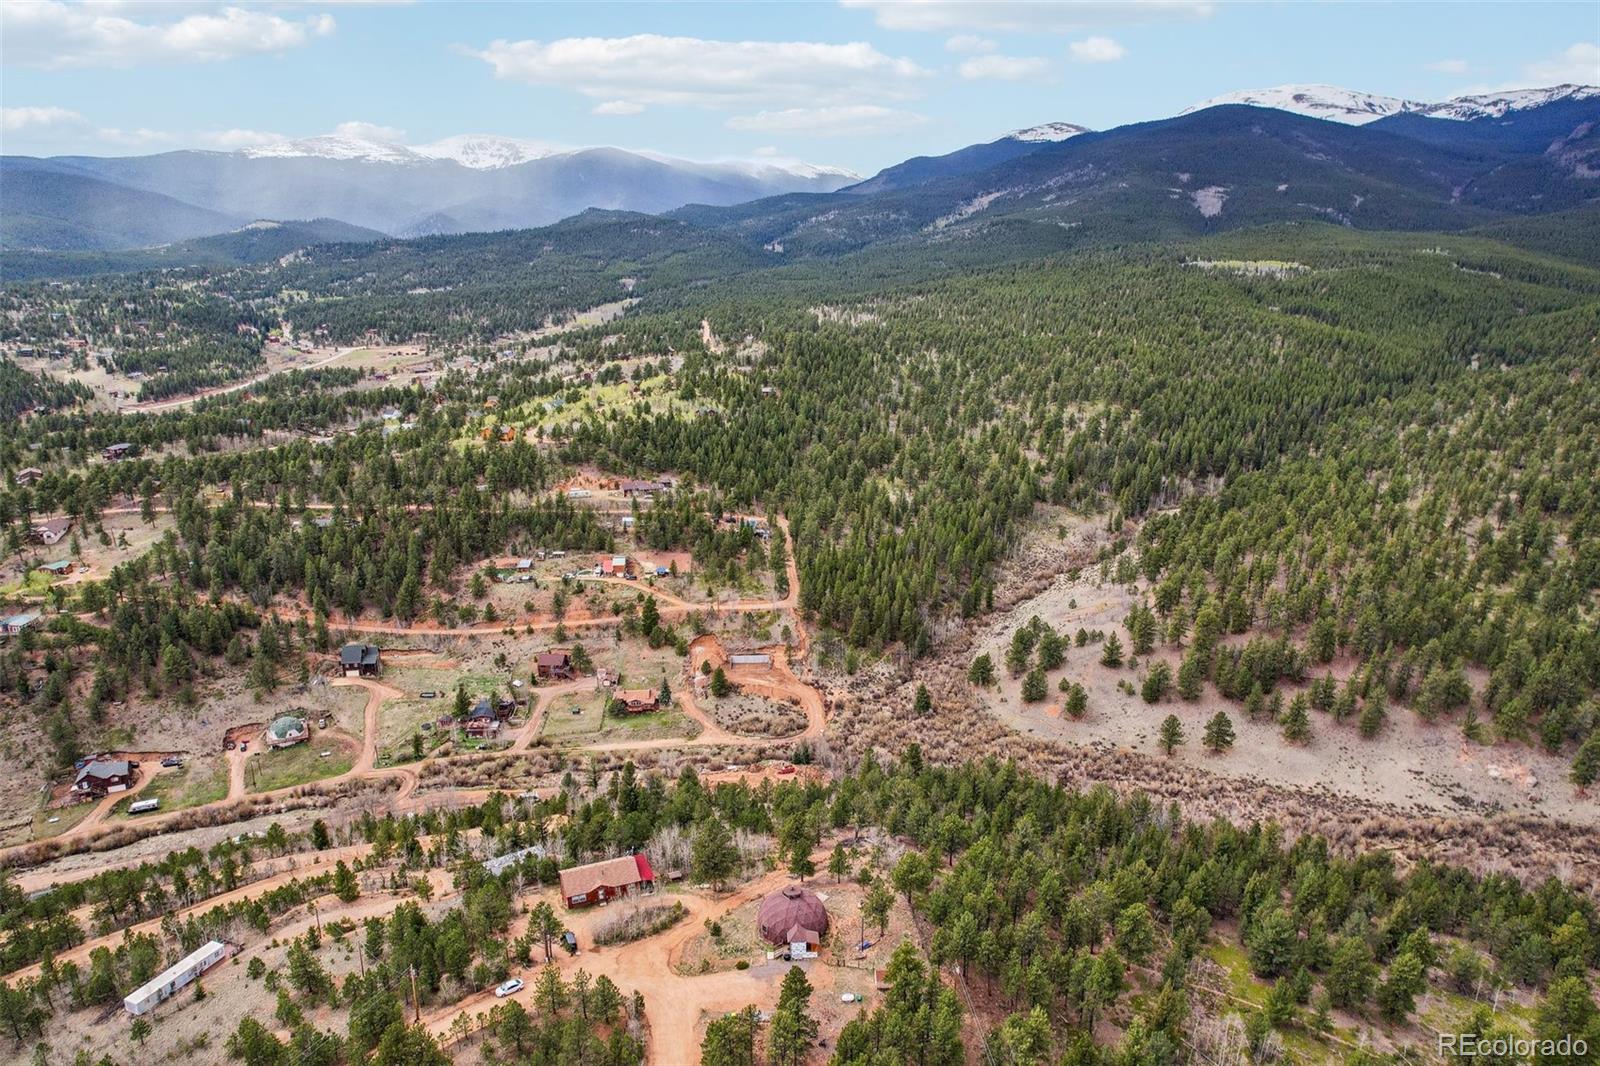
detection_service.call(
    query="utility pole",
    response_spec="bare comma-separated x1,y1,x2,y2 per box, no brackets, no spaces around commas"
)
409,964,421,1023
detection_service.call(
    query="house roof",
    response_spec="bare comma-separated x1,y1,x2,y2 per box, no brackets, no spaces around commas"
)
75,759,130,784
617,689,657,704
2,613,40,628
537,651,571,666
468,698,496,720
266,716,307,741
42,560,72,571
558,854,653,899
32,518,71,536
340,643,380,666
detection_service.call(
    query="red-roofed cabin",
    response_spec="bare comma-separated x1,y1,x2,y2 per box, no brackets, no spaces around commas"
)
557,853,655,908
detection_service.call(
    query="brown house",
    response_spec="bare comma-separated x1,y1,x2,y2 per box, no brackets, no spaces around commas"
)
102,443,134,462
74,759,133,797
558,854,655,908
536,651,574,679
15,468,43,486
614,689,660,714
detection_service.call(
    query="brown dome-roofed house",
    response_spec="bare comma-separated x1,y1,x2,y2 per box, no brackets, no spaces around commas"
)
757,885,829,949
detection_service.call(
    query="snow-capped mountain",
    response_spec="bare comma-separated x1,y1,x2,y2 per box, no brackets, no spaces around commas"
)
412,135,560,169
1182,84,1427,125
1008,122,1092,143
1418,84,1600,121
238,133,858,184
241,135,431,165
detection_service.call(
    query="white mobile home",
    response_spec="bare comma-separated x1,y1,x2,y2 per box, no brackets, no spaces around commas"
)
123,940,228,1015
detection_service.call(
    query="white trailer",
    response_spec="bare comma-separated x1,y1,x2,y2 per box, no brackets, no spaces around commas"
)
123,940,228,1015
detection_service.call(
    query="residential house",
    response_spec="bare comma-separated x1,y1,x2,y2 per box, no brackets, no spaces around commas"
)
558,853,655,908
340,643,382,678
15,467,43,486
102,443,134,461
30,518,72,545
39,559,74,576
74,759,133,797
464,699,501,738
124,941,229,1016
1,613,40,637
264,716,309,749
614,689,660,714
595,555,632,577
537,651,575,679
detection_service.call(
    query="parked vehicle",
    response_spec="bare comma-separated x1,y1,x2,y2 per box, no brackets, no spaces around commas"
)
562,931,578,955
495,978,524,998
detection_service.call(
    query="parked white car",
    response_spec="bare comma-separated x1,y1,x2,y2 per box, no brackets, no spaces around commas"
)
495,978,524,998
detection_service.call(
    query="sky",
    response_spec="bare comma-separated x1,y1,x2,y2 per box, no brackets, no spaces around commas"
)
2,1,1596,175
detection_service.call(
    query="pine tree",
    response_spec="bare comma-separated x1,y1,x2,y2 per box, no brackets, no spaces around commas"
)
1100,632,1124,668
1570,730,1600,792
1158,714,1185,756
967,653,995,686
1281,693,1312,744
1142,661,1172,703
1203,711,1235,753
691,817,737,890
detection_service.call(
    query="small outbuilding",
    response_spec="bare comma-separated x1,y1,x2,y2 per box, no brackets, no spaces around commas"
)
758,885,829,950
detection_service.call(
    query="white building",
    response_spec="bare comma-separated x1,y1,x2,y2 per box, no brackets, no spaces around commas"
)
123,940,228,1015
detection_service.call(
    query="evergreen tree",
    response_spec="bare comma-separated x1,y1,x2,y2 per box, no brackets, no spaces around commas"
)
1158,715,1185,756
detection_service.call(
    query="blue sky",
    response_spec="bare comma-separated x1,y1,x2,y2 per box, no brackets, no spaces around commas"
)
2,1,1596,174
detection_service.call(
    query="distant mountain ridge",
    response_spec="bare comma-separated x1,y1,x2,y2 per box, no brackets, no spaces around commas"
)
675,87,1600,259
1180,82,1598,125
1,138,862,253
2,83,1593,270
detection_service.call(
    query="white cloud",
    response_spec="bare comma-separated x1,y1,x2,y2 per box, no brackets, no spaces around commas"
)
958,54,1051,81
752,145,782,157
95,126,178,148
1,2,337,69
1426,58,1470,75
1522,42,1599,85
944,34,996,53
1,105,86,132
1068,36,1127,63
593,100,645,116
332,120,406,142
840,0,1211,33
196,128,286,149
469,34,928,111
726,105,928,137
